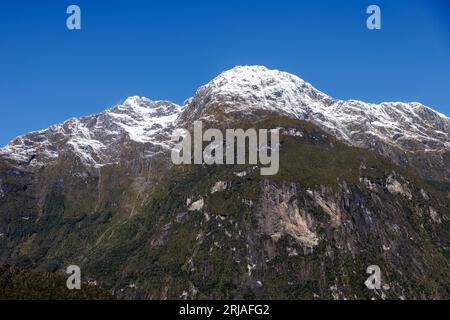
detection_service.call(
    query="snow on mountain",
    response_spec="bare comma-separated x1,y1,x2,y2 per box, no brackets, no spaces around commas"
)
1,65,448,171
0,97,181,167
181,65,450,153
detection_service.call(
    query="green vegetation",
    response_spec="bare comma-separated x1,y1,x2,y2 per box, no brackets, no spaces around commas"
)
0,115,448,299
0,264,111,300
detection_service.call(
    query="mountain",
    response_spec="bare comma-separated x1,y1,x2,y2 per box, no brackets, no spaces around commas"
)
0,66,448,299
0,97,181,168
3,66,448,181
181,66,450,182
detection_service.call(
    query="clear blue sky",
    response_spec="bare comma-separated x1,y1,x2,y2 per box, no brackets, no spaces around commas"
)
0,0,449,146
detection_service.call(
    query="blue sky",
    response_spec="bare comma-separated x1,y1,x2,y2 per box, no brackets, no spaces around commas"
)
0,0,449,146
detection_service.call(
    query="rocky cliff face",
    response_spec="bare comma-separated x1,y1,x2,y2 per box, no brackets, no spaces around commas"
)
0,66,448,299
79,116,449,299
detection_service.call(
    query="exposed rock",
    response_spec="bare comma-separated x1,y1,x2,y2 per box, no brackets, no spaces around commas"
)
420,189,429,200
210,181,229,194
385,173,412,199
311,192,342,228
275,127,303,137
188,198,205,211
234,171,247,177
429,207,442,224
257,181,319,248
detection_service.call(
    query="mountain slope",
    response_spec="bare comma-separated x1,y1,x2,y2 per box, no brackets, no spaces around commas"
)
1,66,448,181
0,66,448,299
0,97,180,168
180,66,450,182
83,115,449,299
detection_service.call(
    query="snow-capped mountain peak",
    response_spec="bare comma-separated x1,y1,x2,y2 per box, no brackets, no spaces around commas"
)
181,65,449,153
0,97,181,168
1,66,448,178
180,65,334,122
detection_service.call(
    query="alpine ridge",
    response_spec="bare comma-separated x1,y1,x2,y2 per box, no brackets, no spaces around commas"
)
1,97,181,168
180,66,449,181
0,66,448,300
2,66,448,181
